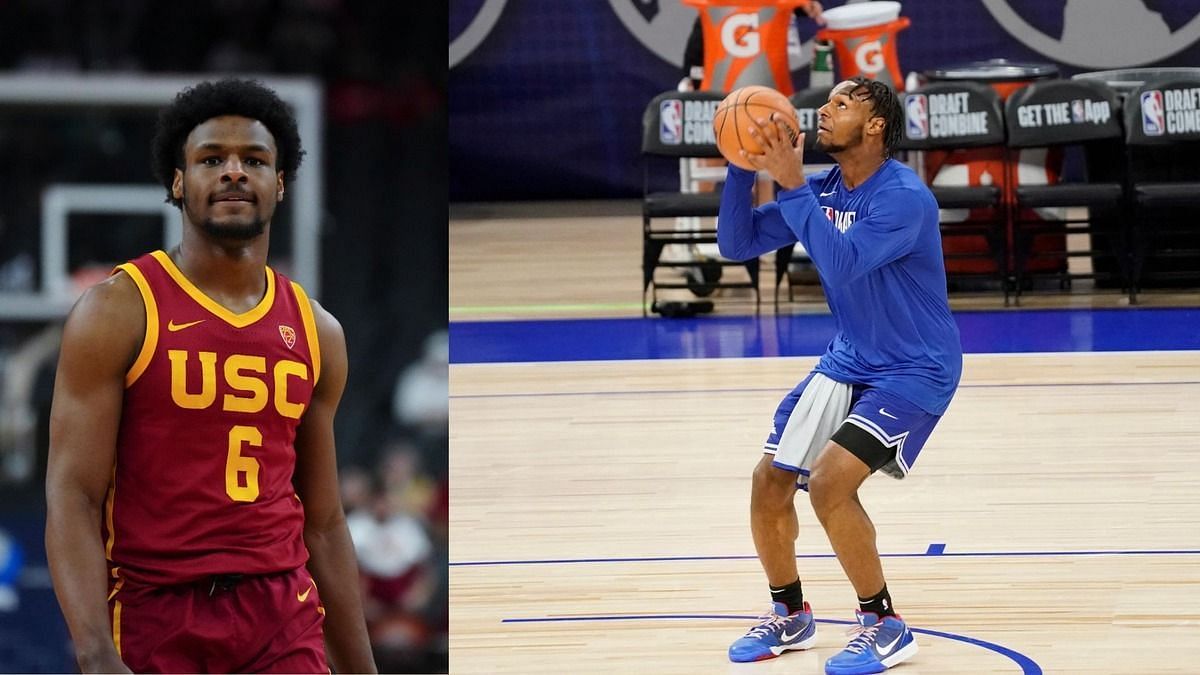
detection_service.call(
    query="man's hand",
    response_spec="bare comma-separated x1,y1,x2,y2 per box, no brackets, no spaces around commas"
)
78,648,132,674
800,0,826,26
741,116,807,191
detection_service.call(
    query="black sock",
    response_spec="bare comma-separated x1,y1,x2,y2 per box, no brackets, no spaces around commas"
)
769,579,805,615
858,584,896,618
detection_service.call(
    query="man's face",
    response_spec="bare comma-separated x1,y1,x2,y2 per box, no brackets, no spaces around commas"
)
173,115,283,241
814,81,878,154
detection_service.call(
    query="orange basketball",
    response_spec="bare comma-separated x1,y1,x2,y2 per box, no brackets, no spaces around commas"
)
712,85,800,170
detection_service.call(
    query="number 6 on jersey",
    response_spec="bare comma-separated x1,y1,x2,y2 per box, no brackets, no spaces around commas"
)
227,425,262,502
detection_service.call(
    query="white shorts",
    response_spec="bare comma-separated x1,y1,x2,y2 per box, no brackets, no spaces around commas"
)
764,372,852,490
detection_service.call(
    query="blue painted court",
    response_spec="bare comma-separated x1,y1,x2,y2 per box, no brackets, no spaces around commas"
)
450,307,1200,363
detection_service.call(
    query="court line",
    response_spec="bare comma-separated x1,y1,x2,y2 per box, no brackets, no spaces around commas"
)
450,379,1200,400
451,546,1200,567
499,615,1041,674
451,302,644,315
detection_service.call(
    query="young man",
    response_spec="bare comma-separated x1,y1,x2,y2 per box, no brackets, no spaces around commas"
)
716,77,962,675
45,79,377,673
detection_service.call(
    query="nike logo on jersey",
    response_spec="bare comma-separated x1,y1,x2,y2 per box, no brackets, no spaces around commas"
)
879,408,898,420
819,190,837,197
297,581,314,602
875,631,903,656
167,319,205,332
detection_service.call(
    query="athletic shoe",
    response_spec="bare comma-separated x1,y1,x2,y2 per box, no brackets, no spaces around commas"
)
728,600,817,662
824,611,918,675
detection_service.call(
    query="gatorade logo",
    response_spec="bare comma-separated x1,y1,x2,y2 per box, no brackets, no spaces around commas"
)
854,39,885,74
721,13,761,58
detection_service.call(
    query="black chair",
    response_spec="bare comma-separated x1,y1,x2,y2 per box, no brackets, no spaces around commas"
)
1122,76,1200,297
772,86,833,308
1004,79,1129,304
640,90,760,315
897,81,1011,302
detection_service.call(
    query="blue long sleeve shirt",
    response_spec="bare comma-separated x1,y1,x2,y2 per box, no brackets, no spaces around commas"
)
717,160,962,414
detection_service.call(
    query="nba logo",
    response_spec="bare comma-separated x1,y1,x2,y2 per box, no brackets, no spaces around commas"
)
1071,99,1085,123
1141,90,1165,136
660,99,683,144
904,94,928,140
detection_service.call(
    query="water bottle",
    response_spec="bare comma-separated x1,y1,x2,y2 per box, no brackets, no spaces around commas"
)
811,39,834,88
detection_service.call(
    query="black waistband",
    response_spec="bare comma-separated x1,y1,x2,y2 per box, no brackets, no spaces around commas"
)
207,573,245,596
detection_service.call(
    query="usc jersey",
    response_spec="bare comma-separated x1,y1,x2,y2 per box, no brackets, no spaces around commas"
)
104,250,320,586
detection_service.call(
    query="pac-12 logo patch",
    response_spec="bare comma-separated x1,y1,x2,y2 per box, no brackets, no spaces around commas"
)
1141,90,1165,136
904,94,928,140
279,325,297,349
660,99,683,144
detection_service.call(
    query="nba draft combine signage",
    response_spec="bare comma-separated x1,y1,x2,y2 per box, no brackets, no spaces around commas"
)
659,98,719,145
1014,98,1111,128
980,0,1200,68
903,92,990,140
1141,86,1200,136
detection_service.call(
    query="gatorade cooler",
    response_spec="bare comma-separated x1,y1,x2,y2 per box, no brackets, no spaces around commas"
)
815,1,910,91
683,0,811,95
923,60,1061,278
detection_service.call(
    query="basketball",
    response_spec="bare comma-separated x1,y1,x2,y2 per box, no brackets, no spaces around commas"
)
712,85,801,170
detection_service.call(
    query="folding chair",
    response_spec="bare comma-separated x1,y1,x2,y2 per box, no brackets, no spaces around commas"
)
1121,75,1200,298
1004,78,1129,304
897,81,1011,302
640,90,760,315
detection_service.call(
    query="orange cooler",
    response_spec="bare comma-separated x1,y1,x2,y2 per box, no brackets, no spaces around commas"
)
816,1,910,91
684,0,811,95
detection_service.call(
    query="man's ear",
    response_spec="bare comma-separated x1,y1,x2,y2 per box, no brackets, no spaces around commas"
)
277,172,285,202
866,116,886,138
172,169,184,201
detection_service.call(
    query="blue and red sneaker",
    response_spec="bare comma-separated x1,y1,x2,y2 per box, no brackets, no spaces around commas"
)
824,611,918,675
728,601,817,662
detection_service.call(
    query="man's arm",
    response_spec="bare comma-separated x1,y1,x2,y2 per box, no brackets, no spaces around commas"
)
293,300,376,673
45,274,142,674
717,165,801,261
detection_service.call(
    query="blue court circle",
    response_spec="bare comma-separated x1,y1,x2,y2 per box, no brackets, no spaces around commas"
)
501,614,1042,674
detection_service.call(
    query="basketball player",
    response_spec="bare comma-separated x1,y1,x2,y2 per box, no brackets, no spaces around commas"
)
716,77,962,674
45,79,376,673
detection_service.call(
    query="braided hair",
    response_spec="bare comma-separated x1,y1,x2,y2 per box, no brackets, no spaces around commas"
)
848,76,903,158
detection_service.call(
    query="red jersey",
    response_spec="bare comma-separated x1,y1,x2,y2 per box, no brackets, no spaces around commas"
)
104,250,321,587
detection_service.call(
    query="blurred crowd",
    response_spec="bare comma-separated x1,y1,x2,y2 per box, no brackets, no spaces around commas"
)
340,330,449,672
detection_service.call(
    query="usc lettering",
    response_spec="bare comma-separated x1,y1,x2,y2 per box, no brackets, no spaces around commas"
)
168,350,308,419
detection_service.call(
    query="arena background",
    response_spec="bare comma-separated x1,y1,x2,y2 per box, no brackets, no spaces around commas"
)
0,2,446,672
448,2,1200,673
450,0,1200,201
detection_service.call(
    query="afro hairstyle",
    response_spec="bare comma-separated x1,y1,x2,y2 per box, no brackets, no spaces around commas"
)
151,78,304,207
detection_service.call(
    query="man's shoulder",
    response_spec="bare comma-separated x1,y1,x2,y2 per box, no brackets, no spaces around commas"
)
874,161,934,200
